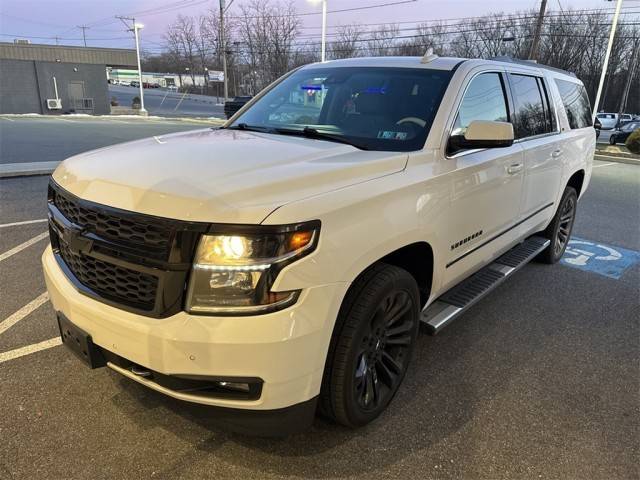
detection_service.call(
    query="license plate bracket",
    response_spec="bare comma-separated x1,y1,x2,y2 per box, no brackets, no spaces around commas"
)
57,313,106,369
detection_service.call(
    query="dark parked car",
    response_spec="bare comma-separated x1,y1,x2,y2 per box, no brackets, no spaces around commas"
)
609,121,640,145
130,81,140,88
224,96,252,119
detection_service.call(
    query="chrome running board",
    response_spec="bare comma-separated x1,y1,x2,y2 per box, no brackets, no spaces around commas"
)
421,236,550,335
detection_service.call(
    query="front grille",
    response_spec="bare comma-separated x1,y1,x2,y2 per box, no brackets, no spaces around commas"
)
58,240,158,311
48,181,209,317
52,186,173,259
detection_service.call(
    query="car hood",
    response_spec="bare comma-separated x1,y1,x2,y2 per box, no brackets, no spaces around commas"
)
53,128,408,224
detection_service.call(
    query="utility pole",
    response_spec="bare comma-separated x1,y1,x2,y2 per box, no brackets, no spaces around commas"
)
528,0,547,60
619,36,639,115
77,25,89,47
593,0,623,120
116,16,146,114
219,0,229,102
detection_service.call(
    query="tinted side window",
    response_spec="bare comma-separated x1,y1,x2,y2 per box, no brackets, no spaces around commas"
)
555,79,593,129
453,72,509,135
510,74,549,139
537,77,557,132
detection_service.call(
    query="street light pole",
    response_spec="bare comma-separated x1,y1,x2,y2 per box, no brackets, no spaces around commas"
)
220,0,229,101
133,22,146,114
321,0,327,62
309,0,327,62
593,0,623,120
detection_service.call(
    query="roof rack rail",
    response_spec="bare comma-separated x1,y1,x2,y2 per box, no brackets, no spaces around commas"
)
490,56,577,77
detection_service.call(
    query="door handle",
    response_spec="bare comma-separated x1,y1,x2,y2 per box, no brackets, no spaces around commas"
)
507,163,523,175
551,149,563,158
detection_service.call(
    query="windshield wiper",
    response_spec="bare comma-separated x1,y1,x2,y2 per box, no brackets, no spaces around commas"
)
274,126,370,150
225,123,274,133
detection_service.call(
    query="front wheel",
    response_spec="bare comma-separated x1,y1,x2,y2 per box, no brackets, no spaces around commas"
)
319,263,420,427
609,135,617,145
538,186,578,264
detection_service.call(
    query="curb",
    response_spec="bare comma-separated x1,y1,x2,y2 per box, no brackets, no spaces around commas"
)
0,161,59,178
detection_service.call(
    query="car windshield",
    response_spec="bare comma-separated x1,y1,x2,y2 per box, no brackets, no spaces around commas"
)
622,122,640,131
229,66,453,152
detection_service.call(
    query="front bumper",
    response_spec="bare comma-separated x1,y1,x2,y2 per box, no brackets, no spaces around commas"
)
42,245,347,412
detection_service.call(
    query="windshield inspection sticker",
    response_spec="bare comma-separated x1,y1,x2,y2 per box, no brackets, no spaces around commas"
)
561,237,640,279
377,131,408,140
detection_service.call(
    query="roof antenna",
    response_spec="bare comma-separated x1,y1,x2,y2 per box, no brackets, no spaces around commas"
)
421,47,438,64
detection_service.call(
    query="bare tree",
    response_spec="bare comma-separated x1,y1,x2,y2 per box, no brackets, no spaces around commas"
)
236,0,301,92
330,24,363,59
165,15,199,84
149,5,640,112
367,24,400,56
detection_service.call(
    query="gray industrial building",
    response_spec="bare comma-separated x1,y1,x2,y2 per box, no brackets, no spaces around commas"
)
0,42,137,115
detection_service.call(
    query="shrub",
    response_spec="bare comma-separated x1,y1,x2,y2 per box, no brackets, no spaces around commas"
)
626,128,640,154
131,96,141,109
110,96,119,107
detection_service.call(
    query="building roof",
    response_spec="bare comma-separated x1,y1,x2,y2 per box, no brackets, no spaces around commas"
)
0,42,137,67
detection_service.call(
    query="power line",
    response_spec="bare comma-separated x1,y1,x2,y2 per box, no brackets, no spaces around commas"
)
77,25,90,47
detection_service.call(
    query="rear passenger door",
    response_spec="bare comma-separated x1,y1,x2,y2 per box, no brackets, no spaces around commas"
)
507,72,562,220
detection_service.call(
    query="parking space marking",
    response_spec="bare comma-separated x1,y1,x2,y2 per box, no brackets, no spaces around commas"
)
0,337,61,364
0,231,48,262
592,162,617,169
0,218,47,229
0,292,49,336
562,237,640,279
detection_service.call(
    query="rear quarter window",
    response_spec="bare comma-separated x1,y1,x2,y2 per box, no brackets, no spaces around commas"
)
556,79,593,129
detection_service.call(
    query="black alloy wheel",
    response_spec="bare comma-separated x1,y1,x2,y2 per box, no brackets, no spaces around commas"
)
319,263,420,427
554,192,576,258
538,186,578,264
353,289,414,412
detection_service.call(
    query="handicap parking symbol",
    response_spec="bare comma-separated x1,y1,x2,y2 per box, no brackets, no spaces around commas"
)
561,237,640,279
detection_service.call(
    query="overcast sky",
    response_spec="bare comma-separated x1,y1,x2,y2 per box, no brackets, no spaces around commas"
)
0,0,633,52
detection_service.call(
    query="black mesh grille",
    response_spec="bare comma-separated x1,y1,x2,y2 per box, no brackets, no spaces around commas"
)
59,240,158,311
48,181,209,317
53,187,172,256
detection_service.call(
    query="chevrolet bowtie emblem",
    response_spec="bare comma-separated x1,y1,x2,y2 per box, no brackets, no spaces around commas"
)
62,225,93,254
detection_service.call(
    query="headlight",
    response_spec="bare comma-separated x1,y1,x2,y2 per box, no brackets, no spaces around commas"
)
185,221,320,315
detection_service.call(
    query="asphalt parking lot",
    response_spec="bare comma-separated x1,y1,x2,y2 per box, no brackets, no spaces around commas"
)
108,85,225,118
0,115,221,166
0,160,638,479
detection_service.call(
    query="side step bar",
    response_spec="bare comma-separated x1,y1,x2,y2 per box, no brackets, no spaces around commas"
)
421,236,550,335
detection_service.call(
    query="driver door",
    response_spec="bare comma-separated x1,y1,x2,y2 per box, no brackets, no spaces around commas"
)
441,70,524,290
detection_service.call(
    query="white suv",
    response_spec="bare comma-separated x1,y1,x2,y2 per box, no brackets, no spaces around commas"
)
43,55,595,435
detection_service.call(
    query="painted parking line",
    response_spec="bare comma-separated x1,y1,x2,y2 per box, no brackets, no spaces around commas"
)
0,292,49,336
592,162,617,169
0,337,61,364
0,218,47,229
561,237,640,279
0,231,48,262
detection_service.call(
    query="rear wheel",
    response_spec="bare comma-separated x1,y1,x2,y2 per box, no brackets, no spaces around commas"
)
319,263,419,427
609,135,617,145
538,186,577,264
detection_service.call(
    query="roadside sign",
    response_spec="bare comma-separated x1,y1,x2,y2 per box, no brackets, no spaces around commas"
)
561,237,640,279
208,70,225,82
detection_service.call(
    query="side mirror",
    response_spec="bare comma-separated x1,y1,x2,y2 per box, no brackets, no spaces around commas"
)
449,120,514,151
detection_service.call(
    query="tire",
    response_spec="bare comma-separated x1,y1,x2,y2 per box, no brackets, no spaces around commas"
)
538,186,578,264
609,135,617,145
319,263,420,427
